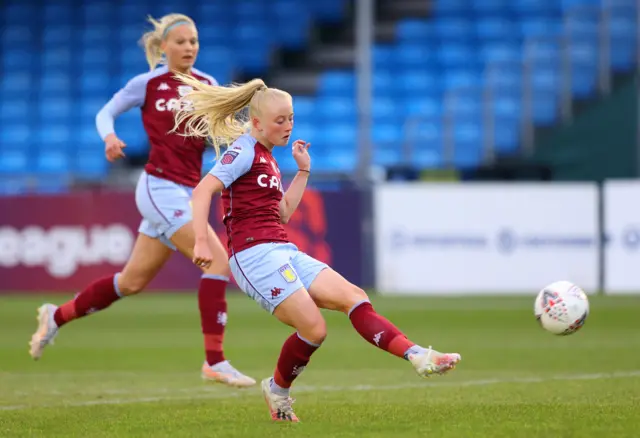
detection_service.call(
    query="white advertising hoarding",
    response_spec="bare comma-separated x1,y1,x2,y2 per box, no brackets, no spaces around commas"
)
374,183,599,295
604,180,640,294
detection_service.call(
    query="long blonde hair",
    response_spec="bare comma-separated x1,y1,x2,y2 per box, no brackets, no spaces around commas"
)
140,14,196,71
172,74,290,159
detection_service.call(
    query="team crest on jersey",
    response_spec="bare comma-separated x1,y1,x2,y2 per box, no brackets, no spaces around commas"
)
177,85,193,97
221,151,239,165
278,264,298,283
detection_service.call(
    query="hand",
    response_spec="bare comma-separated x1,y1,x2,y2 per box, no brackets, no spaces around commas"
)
104,134,126,162
193,240,213,269
292,139,311,171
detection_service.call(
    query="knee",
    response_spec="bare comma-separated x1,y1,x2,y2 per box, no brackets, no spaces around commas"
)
341,286,369,314
298,316,327,345
116,273,147,296
202,258,230,278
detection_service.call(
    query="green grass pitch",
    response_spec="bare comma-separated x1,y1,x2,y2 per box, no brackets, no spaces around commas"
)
0,292,639,437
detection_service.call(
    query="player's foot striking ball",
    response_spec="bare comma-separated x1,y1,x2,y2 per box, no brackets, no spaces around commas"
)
172,74,461,422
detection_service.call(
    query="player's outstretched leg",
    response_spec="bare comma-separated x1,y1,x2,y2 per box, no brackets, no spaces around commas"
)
171,223,256,388
29,234,172,360
261,288,326,422
308,268,461,378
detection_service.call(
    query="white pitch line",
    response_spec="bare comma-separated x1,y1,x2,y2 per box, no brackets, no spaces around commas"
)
1,370,639,412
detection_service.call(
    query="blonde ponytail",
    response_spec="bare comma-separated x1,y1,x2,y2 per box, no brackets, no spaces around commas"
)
172,74,268,159
140,14,195,71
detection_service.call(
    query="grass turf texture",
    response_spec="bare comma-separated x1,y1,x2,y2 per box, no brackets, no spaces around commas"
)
0,293,638,437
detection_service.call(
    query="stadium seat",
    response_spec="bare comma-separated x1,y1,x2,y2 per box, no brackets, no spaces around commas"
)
0,0,634,184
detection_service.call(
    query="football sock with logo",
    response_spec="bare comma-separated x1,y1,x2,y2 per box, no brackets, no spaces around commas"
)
199,275,229,366
271,332,321,394
53,274,123,328
348,300,416,359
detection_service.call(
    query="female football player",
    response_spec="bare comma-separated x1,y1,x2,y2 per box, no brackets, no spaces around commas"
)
29,13,255,388
171,74,462,422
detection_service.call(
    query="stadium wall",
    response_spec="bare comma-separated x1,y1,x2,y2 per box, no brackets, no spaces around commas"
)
3,181,640,294
0,189,363,292
374,180,640,296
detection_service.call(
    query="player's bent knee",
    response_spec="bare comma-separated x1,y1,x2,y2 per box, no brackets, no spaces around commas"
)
298,318,327,346
116,274,148,296
337,285,369,313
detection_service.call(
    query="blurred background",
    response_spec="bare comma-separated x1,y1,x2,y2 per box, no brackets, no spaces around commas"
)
0,0,639,294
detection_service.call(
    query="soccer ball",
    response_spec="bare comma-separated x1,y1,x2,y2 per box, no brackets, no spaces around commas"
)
534,281,589,335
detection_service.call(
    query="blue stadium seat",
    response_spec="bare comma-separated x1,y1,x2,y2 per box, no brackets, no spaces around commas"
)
0,149,29,174
485,64,523,91
569,42,598,98
406,121,444,168
373,71,395,98
433,0,469,16
3,26,33,45
475,18,518,42
3,4,31,23
316,97,356,123
610,13,638,71
37,151,70,175
433,19,474,42
318,71,355,96
395,43,435,68
512,0,561,15
405,97,442,119
470,0,512,14
42,26,72,46
1,73,31,98
44,4,73,22
74,151,108,179
452,122,484,168
520,19,562,38
323,123,357,146
42,48,73,70
560,0,600,12
0,124,31,147
293,96,316,120
437,43,477,69
37,125,72,150
3,50,33,69
0,99,29,123
480,43,522,64
39,98,73,122
443,69,481,91
492,95,522,152
395,70,442,98
396,20,433,42
372,98,401,124
372,124,403,146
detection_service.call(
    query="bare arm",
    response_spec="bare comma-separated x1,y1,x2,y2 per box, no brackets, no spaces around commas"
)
192,174,225,244
279,170,310,224
280,139,312,224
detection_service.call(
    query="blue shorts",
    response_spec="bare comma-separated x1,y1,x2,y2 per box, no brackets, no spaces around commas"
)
135,171,193,250
230,242,328,313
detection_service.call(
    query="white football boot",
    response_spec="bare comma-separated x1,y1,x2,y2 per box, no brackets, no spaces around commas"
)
201,360,256,388
29,304,59,360
261,378,299,422
408,346,461,378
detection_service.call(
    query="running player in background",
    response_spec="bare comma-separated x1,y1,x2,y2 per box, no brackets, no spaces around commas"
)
29,14,255,388
172,75,462,422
